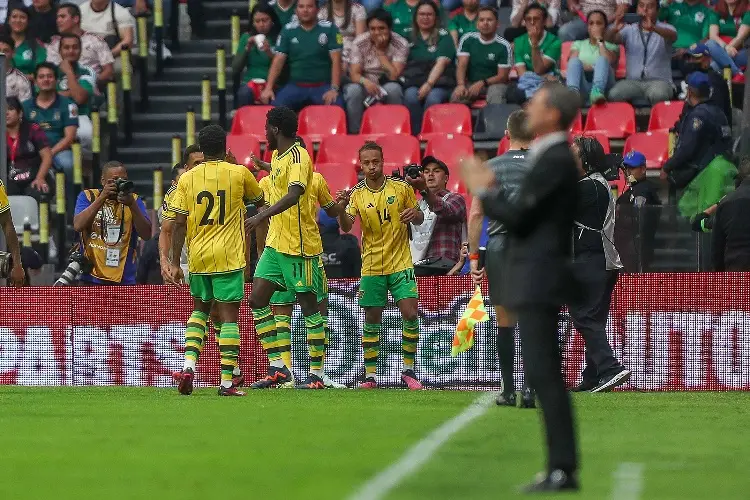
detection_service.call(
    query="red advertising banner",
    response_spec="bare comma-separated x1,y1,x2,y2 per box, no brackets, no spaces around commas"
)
0,274,749,390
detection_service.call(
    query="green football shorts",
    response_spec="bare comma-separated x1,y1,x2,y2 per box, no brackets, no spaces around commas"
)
255,246,322,296
358,268,419,307
189,270,245,303
270,256,328,305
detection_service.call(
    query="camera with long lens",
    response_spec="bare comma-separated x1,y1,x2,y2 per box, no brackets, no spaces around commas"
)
391,164,424,180
0,251,13,279
54,246,92,286
113,178,135,195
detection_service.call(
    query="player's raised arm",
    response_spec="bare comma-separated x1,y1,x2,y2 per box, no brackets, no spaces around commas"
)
315,173,346,218
164,175,189,285
337,188,356,233
400,184,424,225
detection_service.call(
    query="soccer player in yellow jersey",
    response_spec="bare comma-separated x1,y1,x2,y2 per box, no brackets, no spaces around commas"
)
0,179,25,287
337,142,425,390
245,106,330,390
165,125,266,396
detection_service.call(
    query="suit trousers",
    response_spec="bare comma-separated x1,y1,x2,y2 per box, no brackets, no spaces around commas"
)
517,305,578,474
568,253,619,381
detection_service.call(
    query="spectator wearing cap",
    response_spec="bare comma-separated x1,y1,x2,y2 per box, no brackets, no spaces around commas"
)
706,0,750,82
614,151,661,272
682,43,731,125
318,209,361,279
658,0,714,72
605,0,676,105
664,72,737,222
712,155,750,271
406,156,468,276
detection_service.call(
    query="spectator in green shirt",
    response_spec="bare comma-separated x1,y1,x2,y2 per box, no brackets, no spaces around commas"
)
385,0,444,39
22,62,79,207
507,3,562,104
448,0,479,46
7,6,47,79
57,33,97,150
403,0,456,133
233,3,283,107
659,0,713,72
261,0,344,108
564,10,619,104
451,7,512,105
706,0,750,78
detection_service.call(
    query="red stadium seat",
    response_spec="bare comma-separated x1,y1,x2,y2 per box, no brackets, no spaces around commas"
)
315,162,359,196
569,111,583,134
623,131,669,169
424,134,475,173
615,45,626,79
230,105,273,142
298,105,347,143
418,104,473,141
648,101,684,132
316,135,367,170
226,135,261,168
560,41,573,76
496,135,510,156
360,105,411,138
583,102,636,138
571,131,611,154
375,134,421,170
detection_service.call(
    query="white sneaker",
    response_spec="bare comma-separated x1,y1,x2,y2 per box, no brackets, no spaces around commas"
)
149,39,173,59
321,373,346,389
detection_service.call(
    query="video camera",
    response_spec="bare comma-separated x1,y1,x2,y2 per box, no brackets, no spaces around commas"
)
0,251,13,279
391,164,423,180
113,178,135,195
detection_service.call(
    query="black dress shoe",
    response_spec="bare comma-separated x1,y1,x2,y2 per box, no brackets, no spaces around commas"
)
591,368,632,393
522,469,579,493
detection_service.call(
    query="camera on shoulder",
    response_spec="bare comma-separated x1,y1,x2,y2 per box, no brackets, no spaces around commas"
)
391,164,424,180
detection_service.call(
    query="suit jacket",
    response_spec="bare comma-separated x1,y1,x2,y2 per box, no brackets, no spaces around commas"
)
480,132,579,307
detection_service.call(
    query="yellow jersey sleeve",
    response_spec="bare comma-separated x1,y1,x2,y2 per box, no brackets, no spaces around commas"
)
169,176,189,215
0,180,10,215
288,146,311,191
161,186,177,221
313,173,335,210
345,188,360,221
243,167,264,205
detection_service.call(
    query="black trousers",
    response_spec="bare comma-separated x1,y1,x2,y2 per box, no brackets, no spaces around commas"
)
568,253,620,381
517,305,578,474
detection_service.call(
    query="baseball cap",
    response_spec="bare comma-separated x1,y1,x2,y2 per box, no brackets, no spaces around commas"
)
686,71,711,89
622,150,646,168
687,43,710,58
421,156,450,174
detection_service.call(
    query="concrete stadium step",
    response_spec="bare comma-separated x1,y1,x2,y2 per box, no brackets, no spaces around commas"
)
133,112,231,132
204,0,248,19
163,66,229,82
143,94,234,114
170,50,231,67
148,80,207,96
178,39,235,52
128,131,183,149
205,19,249,40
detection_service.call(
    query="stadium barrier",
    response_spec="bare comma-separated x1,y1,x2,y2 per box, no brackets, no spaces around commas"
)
1,274,749,390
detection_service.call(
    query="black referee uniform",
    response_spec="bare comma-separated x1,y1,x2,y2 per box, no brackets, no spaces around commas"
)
484,148,530,400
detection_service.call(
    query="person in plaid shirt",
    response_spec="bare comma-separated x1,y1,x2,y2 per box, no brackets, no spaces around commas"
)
407,156,468,275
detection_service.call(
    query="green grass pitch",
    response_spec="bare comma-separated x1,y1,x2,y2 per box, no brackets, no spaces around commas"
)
0,388,748,499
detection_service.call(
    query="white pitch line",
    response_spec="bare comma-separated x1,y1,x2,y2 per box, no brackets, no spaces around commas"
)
611,462,645,500
347,392,496,500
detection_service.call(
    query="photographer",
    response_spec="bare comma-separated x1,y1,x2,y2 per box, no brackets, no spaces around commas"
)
569,136,630,393
73,161,151,285
407,157,467,276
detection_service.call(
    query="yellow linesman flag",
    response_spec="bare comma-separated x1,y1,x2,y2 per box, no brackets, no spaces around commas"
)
452,286,489,356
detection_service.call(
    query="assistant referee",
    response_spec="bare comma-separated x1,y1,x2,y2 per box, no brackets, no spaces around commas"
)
468,109,535,408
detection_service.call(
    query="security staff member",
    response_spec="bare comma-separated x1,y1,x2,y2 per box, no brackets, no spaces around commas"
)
662,72,732,189
461,82,581,492
682,44,731,125
569,136,631,393
614,151,661,272
468,109,535,408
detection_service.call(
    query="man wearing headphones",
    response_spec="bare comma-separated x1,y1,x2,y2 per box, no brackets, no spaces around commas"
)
569,136,631,393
